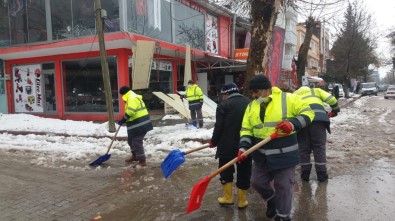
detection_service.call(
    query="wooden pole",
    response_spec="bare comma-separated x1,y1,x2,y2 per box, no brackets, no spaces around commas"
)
94,0,115,132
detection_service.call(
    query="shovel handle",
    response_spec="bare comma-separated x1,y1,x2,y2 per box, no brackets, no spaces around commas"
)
207,135,274,179
105,125,122,154
184,143,211,155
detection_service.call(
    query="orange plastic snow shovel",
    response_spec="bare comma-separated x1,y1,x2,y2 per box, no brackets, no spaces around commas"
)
161,143,211,179
186,131,279,213
89,125,121,166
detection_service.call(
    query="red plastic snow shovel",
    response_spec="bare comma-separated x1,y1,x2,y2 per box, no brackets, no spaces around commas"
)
89,125,121,166
186,131,279,213
161,143,211,179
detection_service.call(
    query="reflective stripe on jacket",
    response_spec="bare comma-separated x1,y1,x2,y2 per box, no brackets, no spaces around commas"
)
121,90,153,136
294,86,340,132
239,87,315,171
186,84,203,107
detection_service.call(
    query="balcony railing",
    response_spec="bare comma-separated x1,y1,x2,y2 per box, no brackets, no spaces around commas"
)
285,31,297,46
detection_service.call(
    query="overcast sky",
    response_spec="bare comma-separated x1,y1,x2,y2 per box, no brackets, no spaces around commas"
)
364,0,395,78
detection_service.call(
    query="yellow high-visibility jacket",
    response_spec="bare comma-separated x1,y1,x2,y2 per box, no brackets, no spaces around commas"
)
122,90,153,135
185,84,203,109
239,87,315,171
294,86,340,132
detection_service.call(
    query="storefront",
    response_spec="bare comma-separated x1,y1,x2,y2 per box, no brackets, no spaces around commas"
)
0,0,240,121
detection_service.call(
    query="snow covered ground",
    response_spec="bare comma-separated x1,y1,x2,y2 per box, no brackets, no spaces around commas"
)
0,96,375,169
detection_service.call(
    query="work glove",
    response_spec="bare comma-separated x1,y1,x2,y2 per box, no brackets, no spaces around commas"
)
176,92,185,100
199,102,203,108
117,118,126,126
275,121,294,135
208,140,216,148
269,131,279,140
237,149,247,163
328,111,338,118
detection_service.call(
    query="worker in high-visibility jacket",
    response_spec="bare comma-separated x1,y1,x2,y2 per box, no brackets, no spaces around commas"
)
237,75,315,221
118,86,153,167
293,85,340,182
185,80,204,128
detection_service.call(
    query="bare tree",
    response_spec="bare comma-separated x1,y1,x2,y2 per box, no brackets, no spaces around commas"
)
215,0,346,90
291,0,345,87
214,0,282,94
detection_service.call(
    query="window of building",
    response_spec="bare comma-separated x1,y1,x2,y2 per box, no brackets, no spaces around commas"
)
51,0,119,40
2,0,47,45
52,0,95,40
12,62,56,113
0,3,10,46
173,1,205,50
126,0,172,42
300,33,305,44
128,58,173,110
63,56,119,113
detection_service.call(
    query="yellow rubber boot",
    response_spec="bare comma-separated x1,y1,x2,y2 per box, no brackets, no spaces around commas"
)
218,183,234,205
237,188,248,209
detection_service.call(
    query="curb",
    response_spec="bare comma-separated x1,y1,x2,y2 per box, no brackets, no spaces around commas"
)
0,130,129,141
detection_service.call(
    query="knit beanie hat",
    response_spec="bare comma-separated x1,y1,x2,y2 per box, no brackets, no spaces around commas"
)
249,75,272,90
220,82,239,94
188,80,194,84
119,86,130,95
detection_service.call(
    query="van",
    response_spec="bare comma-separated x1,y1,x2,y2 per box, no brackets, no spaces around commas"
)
361,82,378,96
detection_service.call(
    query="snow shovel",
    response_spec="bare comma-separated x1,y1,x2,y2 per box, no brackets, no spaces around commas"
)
161,143,211,179
89,125,122,166
186,131,279,213
176,92,196,129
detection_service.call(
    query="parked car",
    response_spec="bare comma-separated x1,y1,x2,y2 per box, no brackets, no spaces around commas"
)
327,83,344,97
360,82,378,96
336,84,345,98
384,85,395,99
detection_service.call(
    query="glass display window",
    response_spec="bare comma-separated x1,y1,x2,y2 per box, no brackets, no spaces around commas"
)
62,56,119,113
126,0,172,42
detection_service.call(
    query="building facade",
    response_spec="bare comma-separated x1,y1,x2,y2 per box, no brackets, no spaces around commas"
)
0,0,248,121
296,24,321,77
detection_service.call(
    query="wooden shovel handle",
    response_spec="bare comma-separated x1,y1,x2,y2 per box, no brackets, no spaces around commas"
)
184,143,211,155
208,135,274,179
105,125,122,154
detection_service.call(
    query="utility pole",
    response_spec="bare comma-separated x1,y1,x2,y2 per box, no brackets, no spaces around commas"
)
95,0,115,132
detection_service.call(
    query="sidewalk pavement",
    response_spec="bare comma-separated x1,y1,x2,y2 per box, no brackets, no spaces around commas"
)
0,94,360,139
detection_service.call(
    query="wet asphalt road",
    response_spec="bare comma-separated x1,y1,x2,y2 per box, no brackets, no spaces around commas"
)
0,95,394,221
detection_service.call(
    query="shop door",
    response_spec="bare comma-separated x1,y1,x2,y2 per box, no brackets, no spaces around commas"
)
42,70,57,113
0,74,7,114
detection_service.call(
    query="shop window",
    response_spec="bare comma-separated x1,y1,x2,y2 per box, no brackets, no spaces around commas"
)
126,0,172,42
129,59,173,110
173,1,205,50
52,0,95,40
12,63,54,113
0,3,11,47
4,0,47,44
63,57,118,113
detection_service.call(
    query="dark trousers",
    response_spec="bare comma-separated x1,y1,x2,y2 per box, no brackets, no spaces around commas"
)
127,132,147,160
218,157,252,190
251,163,295,220
190,108,203,127
297,121,327,172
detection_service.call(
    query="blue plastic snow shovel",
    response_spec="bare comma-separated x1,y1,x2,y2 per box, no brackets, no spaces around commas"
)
89,125,121,166
161,143,211,179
